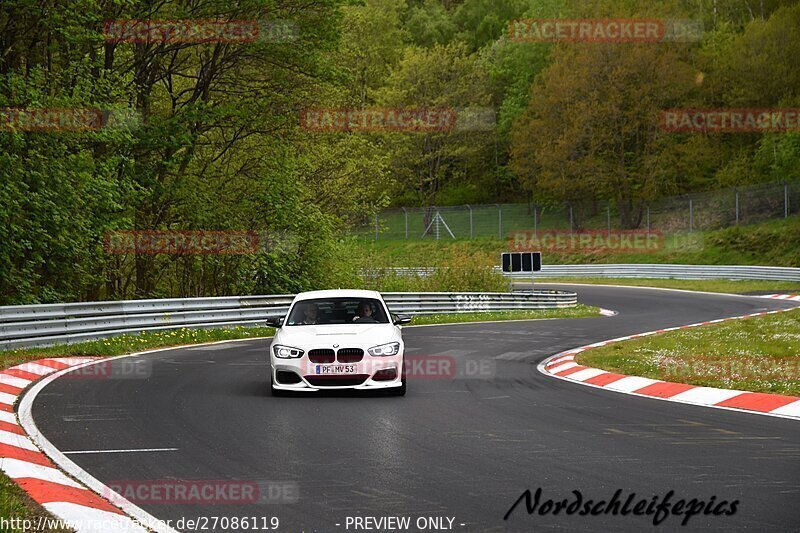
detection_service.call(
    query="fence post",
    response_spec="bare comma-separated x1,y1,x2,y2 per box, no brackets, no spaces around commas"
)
646,206,650,232
607,204,611,235
735,191,739,224
569,205,573,234
497,204,503,239
785,182,790,218
689,199,693,232
402,207,408,240
533,205,538,239
375,213,379,240
467,205,473,239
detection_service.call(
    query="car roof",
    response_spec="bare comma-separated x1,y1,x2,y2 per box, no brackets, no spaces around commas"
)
292,289,383,302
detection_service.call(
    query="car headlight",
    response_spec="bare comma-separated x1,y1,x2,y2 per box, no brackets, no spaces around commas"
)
368,342,400,357
273,345,304,359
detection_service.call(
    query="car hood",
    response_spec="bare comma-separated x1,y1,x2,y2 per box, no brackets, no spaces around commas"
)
274,323,400,347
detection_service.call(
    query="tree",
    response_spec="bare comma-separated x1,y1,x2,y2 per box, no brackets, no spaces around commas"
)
403,0,456,47
377,42,493,206
338,0,409,106
511,42,698,227
0,0,356,303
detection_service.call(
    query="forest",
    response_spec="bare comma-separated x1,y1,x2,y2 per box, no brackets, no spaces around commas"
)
1,0,798,303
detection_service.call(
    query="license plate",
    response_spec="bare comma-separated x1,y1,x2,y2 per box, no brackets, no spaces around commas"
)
315,364,356,375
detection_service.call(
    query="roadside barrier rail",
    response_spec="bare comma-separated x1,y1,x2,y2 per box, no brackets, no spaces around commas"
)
530,264,800,281
368,264,800,282
0,291,577,349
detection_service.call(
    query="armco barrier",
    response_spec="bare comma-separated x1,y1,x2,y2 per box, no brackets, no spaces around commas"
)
0,291,576,350
368,264,800,282
531,264,800,281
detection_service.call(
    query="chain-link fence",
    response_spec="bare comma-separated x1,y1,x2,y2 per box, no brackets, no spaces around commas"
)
354,180,799,241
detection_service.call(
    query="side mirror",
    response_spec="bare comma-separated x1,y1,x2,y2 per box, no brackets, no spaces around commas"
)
265,316,285,328
393,314,412,325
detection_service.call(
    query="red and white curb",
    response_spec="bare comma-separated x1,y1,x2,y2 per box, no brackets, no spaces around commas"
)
759,293,800,301
0,357,151,532
538,308,800,421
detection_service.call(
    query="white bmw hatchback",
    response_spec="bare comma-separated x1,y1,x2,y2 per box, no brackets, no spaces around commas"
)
267,290,410,396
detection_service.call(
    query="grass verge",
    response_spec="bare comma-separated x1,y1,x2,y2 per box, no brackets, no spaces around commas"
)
0,475,71,532
354,215,800,267
576,308,800,396
408,305,599,325
0,326,277,371
531,277,800,294
532,278,800,294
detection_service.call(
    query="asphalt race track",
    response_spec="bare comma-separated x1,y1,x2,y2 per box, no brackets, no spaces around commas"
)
32,285,800,532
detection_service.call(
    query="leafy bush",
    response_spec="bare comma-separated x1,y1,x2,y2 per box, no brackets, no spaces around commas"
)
424,248,507,292
355,244,507,292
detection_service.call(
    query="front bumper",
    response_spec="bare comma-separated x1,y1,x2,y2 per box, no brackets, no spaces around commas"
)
271,353,403,391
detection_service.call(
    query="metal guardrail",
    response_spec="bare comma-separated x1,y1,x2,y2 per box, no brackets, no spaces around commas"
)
0,291,577,350
530,264,800,281
368,264,800,282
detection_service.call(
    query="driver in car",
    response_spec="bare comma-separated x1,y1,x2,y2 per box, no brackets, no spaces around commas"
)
352,301,375,322
301,303,319,325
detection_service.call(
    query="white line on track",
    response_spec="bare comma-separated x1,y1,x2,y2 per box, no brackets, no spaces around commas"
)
19,339,268,533
62,447,179,455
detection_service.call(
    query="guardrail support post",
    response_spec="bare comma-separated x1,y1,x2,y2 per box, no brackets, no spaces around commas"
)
785,182,789,218
569,205,574,234
498,204,503,239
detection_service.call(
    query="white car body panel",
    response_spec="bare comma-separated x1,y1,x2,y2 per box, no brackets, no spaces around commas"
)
269,290,405,392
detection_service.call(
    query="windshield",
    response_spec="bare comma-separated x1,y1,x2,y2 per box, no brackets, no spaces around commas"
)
285,297,389,326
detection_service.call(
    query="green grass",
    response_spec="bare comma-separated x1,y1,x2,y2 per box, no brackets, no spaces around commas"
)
531,278,800,294
0,326,277,371
0,475,71,532
407,305,599,325
576,308,800,396
354,215,800,267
